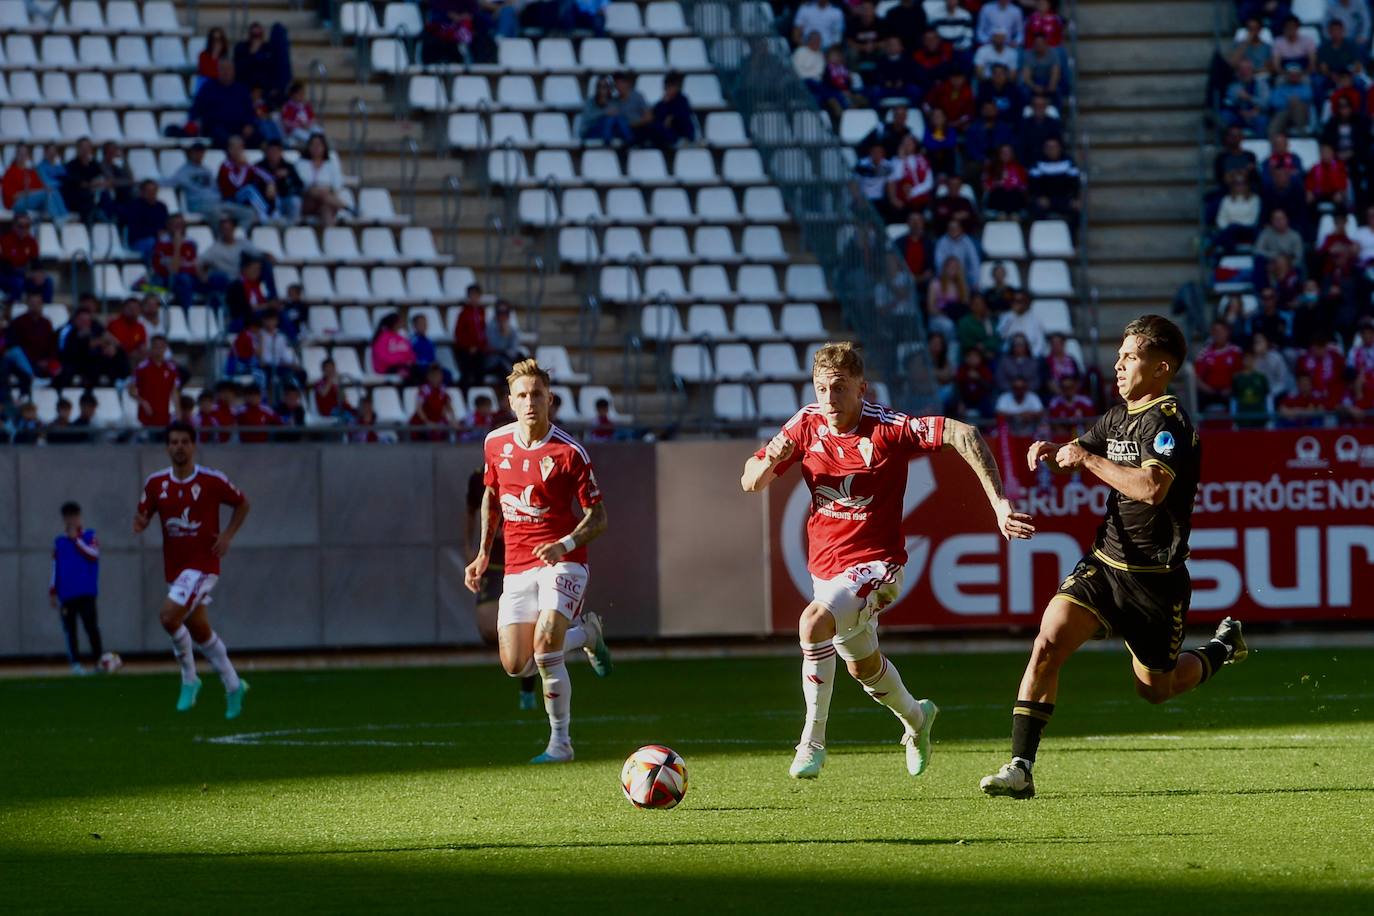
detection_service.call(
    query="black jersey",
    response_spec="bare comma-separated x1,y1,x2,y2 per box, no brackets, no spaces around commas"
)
1076,394,1200,571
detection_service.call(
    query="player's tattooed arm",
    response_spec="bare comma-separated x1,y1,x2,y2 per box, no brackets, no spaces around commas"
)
464,486,501,593
942,419,1036,540
532,501,607,565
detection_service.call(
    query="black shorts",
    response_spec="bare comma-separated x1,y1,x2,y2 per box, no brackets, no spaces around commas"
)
1054,553,1191,673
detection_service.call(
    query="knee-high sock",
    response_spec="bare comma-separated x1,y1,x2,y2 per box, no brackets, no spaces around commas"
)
1011,701,1055,769
858,655,925,734
562,625,588,653
800,639,837,747
535,651,571,745
170,625,197,685
1182,639,1230,685
195,631,241,693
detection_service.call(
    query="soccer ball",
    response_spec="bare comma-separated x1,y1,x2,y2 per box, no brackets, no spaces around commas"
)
620,745,688,809
97,652,123,673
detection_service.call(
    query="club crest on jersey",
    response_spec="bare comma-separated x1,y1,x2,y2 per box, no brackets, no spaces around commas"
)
858,437,874,467
1152,430,1176,457
191,484,201,501
502,443,514,456
540,455,556,481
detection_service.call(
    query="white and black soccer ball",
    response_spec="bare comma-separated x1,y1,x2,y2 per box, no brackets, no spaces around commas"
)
97,652,123,673
620,745,688,809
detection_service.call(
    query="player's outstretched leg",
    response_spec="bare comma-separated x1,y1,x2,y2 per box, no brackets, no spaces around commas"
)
575,611,613,677
530,610,574,764
854,653,935,776
1139,617,1250,703
790,638,836,779
1181,616,1248,681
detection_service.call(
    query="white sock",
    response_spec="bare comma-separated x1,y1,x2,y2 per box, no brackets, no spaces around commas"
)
170,625,197,685
858,655,925,734
562,625,588,653
196,631,241,693
800,639,837,747
535,651,571,746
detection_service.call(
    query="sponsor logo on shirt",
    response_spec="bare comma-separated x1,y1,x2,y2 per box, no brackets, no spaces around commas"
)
814,474,874,519
164,508,201,537
1106,439,1140,463
500,485,548,521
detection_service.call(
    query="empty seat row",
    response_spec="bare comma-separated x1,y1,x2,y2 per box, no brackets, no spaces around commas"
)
489,143,766,187
372,31,711,77
558,224,786,265
0,106,181,145
975,259,1076,299
410,71,723,114
600,263,830,304
642,302,825,342
449,110,750,150
518,185,788,227
0,1,186,36
980,220,1077,261
671,342,823,383
246,226,446,267
0,71,192,109
711,379,895,423
1,34,193,72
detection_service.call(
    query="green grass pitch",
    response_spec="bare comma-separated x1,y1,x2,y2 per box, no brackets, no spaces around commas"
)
3,646,1373,914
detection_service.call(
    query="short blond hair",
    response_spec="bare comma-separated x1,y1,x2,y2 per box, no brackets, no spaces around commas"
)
812,341,864,379
506,358,551,389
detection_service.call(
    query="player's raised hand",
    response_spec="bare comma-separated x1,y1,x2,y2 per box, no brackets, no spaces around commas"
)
1055,441,1089,469
532,540,568,566
765,433,795,465
995,498,1035,541
463,553,489,593
1027,440,1059,472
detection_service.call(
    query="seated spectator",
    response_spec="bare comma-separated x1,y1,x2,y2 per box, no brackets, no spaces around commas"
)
36,144,66,201
295,134,349,227
1340,372,1374,424
1018,94,1064,164
152,215,202,308
1264,251,1302,306
313,357,352,420
997,333,1040,388
130,335,181,428
978,0,1025,47
926,256,969,337
1195,320,1244,410
1047,374,1094,433
100,142,135,216
932,0,976,56
411,363,460,440
11,401,42,444
793,0,845,48
1319,207,1360,270
486,299,525,378
55,306,104,388
461,392,496,440
957,293,1000,355
1318,20,1363,85
1230,350,1272,426
218,136,276,225
1215,174,1262,250
612,71,654,146
1305,141,1352,207
139,294,167,341
650,72,696,148
867,37,922,108
848,1,884,72
934,217,980,287
930,72,975,135
423,0,479,64
857,140,900,222
173,143,236,225
1259,132,1299,186
1351,203,1374,266
983,143,1031,216
122,180,169,263
1295,332,1346,402
44,397,85,445
1230,17,1273,75
234,22,284,101
918,331,957,410
1278,373,1328,425
262,141,304,222
922,108,960,176
191,58,257,149
982,260,1018,312
996,377,1045,435
86,333,131,387
936,173,981,233
965,101,1016,181
912,29,956,94
348,395,382,443
236,383,281,444
1326,0,1371,49
974,29,1019,80
1026,0,1065,48
579,77,629,145
275,386,306,440
258,309,303,391
409,312,441,372
889,135,936,214
1224,59,1270,135
1020,34,1062,100
894,211,935,285
997,291,1047,356
453,284,490,388
0,312,36,404
276,283,306,340
1254,208,1304,265
8,290,58,381
860,102,915,156
1272,15,1316,76
281,81,319,149
1349,318,1374,379
0,215,50,304
954,346,995,416
1321,90,1368,173
3,144,67,222
226,257,274,330
976,64,1024,124
198,382,239,443
1269,62,1314,137
108,297,149,356
1261,164,1310,236
883,0,929,47
202,216,274,294
372,312,418,380
60,138,109,224
197,27,229,93
1042,332,1081,387
1028,137,1082,223
793,31,831,93
589,398,616,442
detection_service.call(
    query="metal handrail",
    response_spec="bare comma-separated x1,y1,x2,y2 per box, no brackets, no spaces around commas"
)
578,294,601,382
624,252,643,308
68,249,91,309
308,59,329,119
483,213,505,294
347,97,368,182
524,251,546,338
622,332,643,424
399,137,420,219
440,175,463,255
228,0,248,41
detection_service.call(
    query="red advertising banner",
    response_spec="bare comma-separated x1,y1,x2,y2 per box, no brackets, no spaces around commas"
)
767,427,1374,631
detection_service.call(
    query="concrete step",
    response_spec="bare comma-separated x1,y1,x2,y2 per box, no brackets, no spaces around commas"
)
1077,72,1207,109
1076,35,1215,74
194,8,324,33
1086,222,1198,258
1075,0,1224,38
1080,110,1200,146
1086,144,1203,182
1089,260,1200,288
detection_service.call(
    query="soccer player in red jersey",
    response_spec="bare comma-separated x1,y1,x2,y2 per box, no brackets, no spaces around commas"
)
134,422,252,718
129,335,181,428
742,342,1034,779
465,360,613,763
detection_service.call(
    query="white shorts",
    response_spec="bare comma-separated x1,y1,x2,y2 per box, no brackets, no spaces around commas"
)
168,569,219,610
497,562,589,629
811,561,905,661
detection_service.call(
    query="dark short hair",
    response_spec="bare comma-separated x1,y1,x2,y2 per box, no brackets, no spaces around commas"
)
57,397,72,410
473,394,493,408
1123,314,1187,375
61,501,81,516
595,398,610,410
151,333,168,344
79,392,98,407
166,420,196,442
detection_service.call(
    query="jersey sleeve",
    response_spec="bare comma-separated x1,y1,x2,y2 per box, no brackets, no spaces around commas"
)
137,477,157,518
898,415,945,454
482,440,498,489
573,452,602,509
1134,404,1194,480
753,410,808,476
1075,410,1113,456
215,474,246,507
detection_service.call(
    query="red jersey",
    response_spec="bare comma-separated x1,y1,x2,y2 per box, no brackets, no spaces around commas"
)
1297,346,1346,401
1026,12,1065,46
760,403,945,579
237,403,280,443
1194,342,1243,391
483,422,602,574
0,231,38,270
416,383,451,421
152,235,198,278
137,465,245,581
282,99,315,131
1048,393,1095,419
108,315,148,354
133,358,179,426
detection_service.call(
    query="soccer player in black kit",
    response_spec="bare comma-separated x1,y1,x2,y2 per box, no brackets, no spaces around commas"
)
981,316,1249,799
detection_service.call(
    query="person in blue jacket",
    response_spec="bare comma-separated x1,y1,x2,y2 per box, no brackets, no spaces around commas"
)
50,501,103,674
